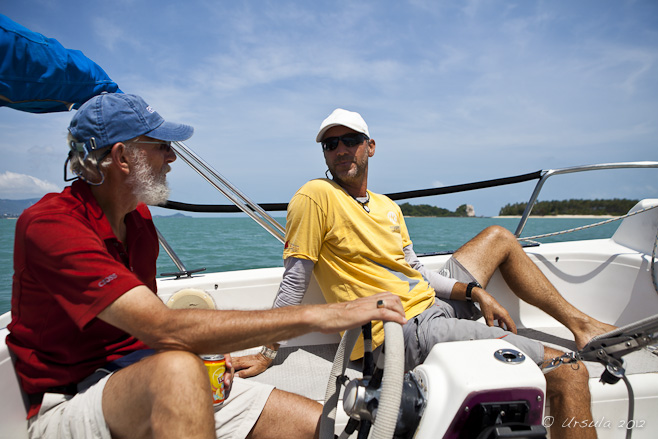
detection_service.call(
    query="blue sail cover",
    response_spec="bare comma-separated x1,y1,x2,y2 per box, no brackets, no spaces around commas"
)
0,14,121,114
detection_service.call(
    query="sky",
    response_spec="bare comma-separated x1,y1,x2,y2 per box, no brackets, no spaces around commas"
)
1,0,657,217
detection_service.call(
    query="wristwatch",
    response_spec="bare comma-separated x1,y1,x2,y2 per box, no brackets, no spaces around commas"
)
465,281,482,302
260,346,278,361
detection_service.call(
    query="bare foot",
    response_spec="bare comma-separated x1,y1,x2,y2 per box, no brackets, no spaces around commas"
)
575,321,617,351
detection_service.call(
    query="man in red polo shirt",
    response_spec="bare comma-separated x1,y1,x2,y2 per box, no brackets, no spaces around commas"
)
7,93,406,439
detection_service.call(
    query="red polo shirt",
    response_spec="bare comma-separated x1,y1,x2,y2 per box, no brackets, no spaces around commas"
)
7,180,157,417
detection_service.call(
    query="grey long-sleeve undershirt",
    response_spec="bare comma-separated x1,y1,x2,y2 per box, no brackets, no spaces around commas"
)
272,257,314,308
272,244,457,309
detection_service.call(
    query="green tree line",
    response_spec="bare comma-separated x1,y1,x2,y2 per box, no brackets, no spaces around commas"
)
399,202,471,217
499,199,638,216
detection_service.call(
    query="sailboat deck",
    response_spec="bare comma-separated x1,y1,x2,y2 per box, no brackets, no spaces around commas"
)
242,326,658,402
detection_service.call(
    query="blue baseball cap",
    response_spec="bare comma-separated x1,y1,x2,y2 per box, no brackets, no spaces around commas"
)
68,92,193,154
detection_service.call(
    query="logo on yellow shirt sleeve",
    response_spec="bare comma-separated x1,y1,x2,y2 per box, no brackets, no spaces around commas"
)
284,240,300,253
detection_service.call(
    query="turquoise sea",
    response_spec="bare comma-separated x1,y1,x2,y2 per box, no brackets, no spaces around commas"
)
0,216,620,315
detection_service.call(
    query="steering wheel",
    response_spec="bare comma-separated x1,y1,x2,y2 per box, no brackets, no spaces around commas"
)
319,321,405,439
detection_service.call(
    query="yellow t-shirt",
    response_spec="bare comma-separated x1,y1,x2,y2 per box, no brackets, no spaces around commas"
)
283,179,435,359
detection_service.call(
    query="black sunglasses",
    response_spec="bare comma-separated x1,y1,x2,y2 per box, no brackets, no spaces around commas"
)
321,133,369,152
136,139,173,153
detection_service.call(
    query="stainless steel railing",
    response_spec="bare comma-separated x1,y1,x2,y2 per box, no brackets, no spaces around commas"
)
171,141,285,243
513,161,658,237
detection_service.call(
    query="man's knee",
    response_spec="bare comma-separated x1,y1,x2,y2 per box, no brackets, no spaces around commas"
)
146,351,209,393
545,359,591,399
103,351,214,438
481,225,516,243
150,350,205,370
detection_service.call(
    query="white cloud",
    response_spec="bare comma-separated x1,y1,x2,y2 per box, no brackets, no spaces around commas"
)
92,16,148,53
0,172,61,199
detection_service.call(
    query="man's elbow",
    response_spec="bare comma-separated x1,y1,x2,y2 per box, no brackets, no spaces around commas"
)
130,311,197,353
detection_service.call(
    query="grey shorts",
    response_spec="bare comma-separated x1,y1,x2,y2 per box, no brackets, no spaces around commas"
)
28,369,274,439
401,257,544,370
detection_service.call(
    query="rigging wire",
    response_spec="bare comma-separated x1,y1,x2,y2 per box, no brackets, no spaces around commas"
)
622,374,635,439
517,204,658,242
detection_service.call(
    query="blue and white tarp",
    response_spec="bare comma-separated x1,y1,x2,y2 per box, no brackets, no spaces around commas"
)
0,14,121,114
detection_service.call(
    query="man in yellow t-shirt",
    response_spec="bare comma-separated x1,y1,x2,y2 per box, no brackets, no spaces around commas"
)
281,177,434,357
235,108,616,439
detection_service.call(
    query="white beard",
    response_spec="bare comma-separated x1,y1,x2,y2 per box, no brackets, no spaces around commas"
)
128,151,171,206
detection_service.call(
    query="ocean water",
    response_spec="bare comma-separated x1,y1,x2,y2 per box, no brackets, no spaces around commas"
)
0,216,620,315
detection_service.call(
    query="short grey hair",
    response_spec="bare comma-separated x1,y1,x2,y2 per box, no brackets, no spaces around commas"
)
67,134,138,185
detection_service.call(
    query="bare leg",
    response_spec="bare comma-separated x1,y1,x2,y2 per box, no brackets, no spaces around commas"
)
543,346,596,439
453,226,615,349
103,351,322,439
102,350,216,439
248,389,322,439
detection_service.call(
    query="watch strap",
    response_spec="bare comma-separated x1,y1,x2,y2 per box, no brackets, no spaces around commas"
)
465,281,482,302
260,346,278,361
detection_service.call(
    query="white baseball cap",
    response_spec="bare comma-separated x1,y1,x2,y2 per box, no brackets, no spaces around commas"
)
316,108,370,142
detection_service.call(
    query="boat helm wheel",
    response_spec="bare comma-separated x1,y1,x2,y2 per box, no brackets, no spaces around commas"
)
319,321,405,439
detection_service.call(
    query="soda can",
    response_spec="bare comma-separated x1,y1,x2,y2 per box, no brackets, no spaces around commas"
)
201,354,226,406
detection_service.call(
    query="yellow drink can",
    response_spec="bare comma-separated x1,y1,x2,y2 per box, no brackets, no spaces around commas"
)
201,354,226,406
